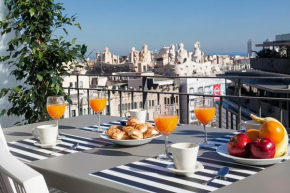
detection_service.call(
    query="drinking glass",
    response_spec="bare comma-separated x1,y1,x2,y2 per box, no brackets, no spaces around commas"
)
194,97,216,147
154,104,178,161
47,96,66,139
89,90,107,133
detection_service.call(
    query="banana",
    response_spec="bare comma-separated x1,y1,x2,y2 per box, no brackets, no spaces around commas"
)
250,114,288,158
250,114,278,124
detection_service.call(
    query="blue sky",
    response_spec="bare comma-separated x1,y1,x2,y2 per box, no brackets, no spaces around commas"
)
59,0,290,57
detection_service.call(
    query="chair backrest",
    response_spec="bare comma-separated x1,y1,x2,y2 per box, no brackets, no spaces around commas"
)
0,125,49,193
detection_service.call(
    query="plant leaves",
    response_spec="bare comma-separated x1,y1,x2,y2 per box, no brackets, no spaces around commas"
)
29,8,35,17
36,74,43,81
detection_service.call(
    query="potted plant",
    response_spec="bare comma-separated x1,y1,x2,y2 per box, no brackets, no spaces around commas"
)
0,0,88,125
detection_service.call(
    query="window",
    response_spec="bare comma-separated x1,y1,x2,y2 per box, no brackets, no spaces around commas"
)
152,100,154,106
69,82,73,87
128,103,131,109
167,98,170,104
190,99,195,107
72,110,76,117
140,102,143,108
189,88,194,93
175,96,178,103
164,98,167,104
204,86,210,93
122,104,124,111
149,100,151,107
198,87,203,93
134,102,137,109
79,81,83,88
118,105,120,112
125,103,128,111
75,82,78,88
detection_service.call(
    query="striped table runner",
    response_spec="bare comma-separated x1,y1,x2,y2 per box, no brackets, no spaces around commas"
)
89,131,286,193
90,155,266,193
8,133,111,162
79,120,182,132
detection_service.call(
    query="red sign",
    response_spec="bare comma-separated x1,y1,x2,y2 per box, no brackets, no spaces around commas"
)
213,84,221,101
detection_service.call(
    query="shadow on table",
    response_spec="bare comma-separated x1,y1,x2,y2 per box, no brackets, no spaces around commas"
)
5,132,32,137
85,149,149,158
59,125,77,130
174,129,232,139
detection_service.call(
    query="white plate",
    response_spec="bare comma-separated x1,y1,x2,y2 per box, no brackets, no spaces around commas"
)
100,132,162,146
167,161,204,177
216,143,290,166
34,140,62,148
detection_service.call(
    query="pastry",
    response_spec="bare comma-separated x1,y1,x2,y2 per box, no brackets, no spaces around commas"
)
145,122,153,128
128,129,143,139
134,123,148,133
127,117,140,127
105,125,122,137
111,130,130,140
122,126,134,133
143,127,160,138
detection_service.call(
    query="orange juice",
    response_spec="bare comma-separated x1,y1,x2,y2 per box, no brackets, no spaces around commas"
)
89,98,107,113
195,107,216,125
47,104,65,120
154,115,178,136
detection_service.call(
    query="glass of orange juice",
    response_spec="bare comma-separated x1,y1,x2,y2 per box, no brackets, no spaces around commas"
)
89,90,107,133
47,96,66,139
154,104,178,161
194,97,216,147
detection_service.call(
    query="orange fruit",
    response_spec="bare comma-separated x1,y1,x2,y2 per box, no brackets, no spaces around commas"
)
259,121,285,145
245,129,260,141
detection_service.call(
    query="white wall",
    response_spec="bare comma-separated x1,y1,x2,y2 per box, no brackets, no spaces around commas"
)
0,1,23,127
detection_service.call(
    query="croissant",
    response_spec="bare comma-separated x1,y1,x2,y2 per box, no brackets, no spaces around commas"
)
145,122,153,128
143,127,160,138
111,130,130,140
105,125,122,137
134,123,148,133
128,129,143,139
127,117,140,127
122,126,134,133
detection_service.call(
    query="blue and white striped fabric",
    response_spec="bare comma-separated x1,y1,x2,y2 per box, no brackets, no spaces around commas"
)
90,154,266,193
8,133,111,162
79,119,182,132
90,131,288,193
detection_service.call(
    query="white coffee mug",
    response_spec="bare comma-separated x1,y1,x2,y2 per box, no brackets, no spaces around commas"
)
32,124,58,145
239,120,260,131
125,109,147,123
171,143,199,171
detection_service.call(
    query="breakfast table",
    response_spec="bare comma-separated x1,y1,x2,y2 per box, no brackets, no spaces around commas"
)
3,115,290,193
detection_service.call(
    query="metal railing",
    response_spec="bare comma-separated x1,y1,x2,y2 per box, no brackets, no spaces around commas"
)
64,74,290,130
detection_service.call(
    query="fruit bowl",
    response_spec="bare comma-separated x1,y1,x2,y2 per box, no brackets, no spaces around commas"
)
216,143,290,166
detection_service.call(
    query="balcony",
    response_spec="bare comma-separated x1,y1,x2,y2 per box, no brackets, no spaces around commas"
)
62,74,290,130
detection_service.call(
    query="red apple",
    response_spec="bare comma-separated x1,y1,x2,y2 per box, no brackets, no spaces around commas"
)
250,138,275,159
227,133,251,158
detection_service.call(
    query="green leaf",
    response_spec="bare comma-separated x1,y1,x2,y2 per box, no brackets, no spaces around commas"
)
13,86,21,93
36,74,43,81
29,8,35,17
71,38,76,45
55,84,60,93
39,51,43,59
0,109,6,117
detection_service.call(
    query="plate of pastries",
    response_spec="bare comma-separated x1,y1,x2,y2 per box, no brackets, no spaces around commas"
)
100,117,162,146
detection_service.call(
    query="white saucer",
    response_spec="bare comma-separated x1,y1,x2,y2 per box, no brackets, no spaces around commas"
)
166,161,204,177
34,140,62,148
